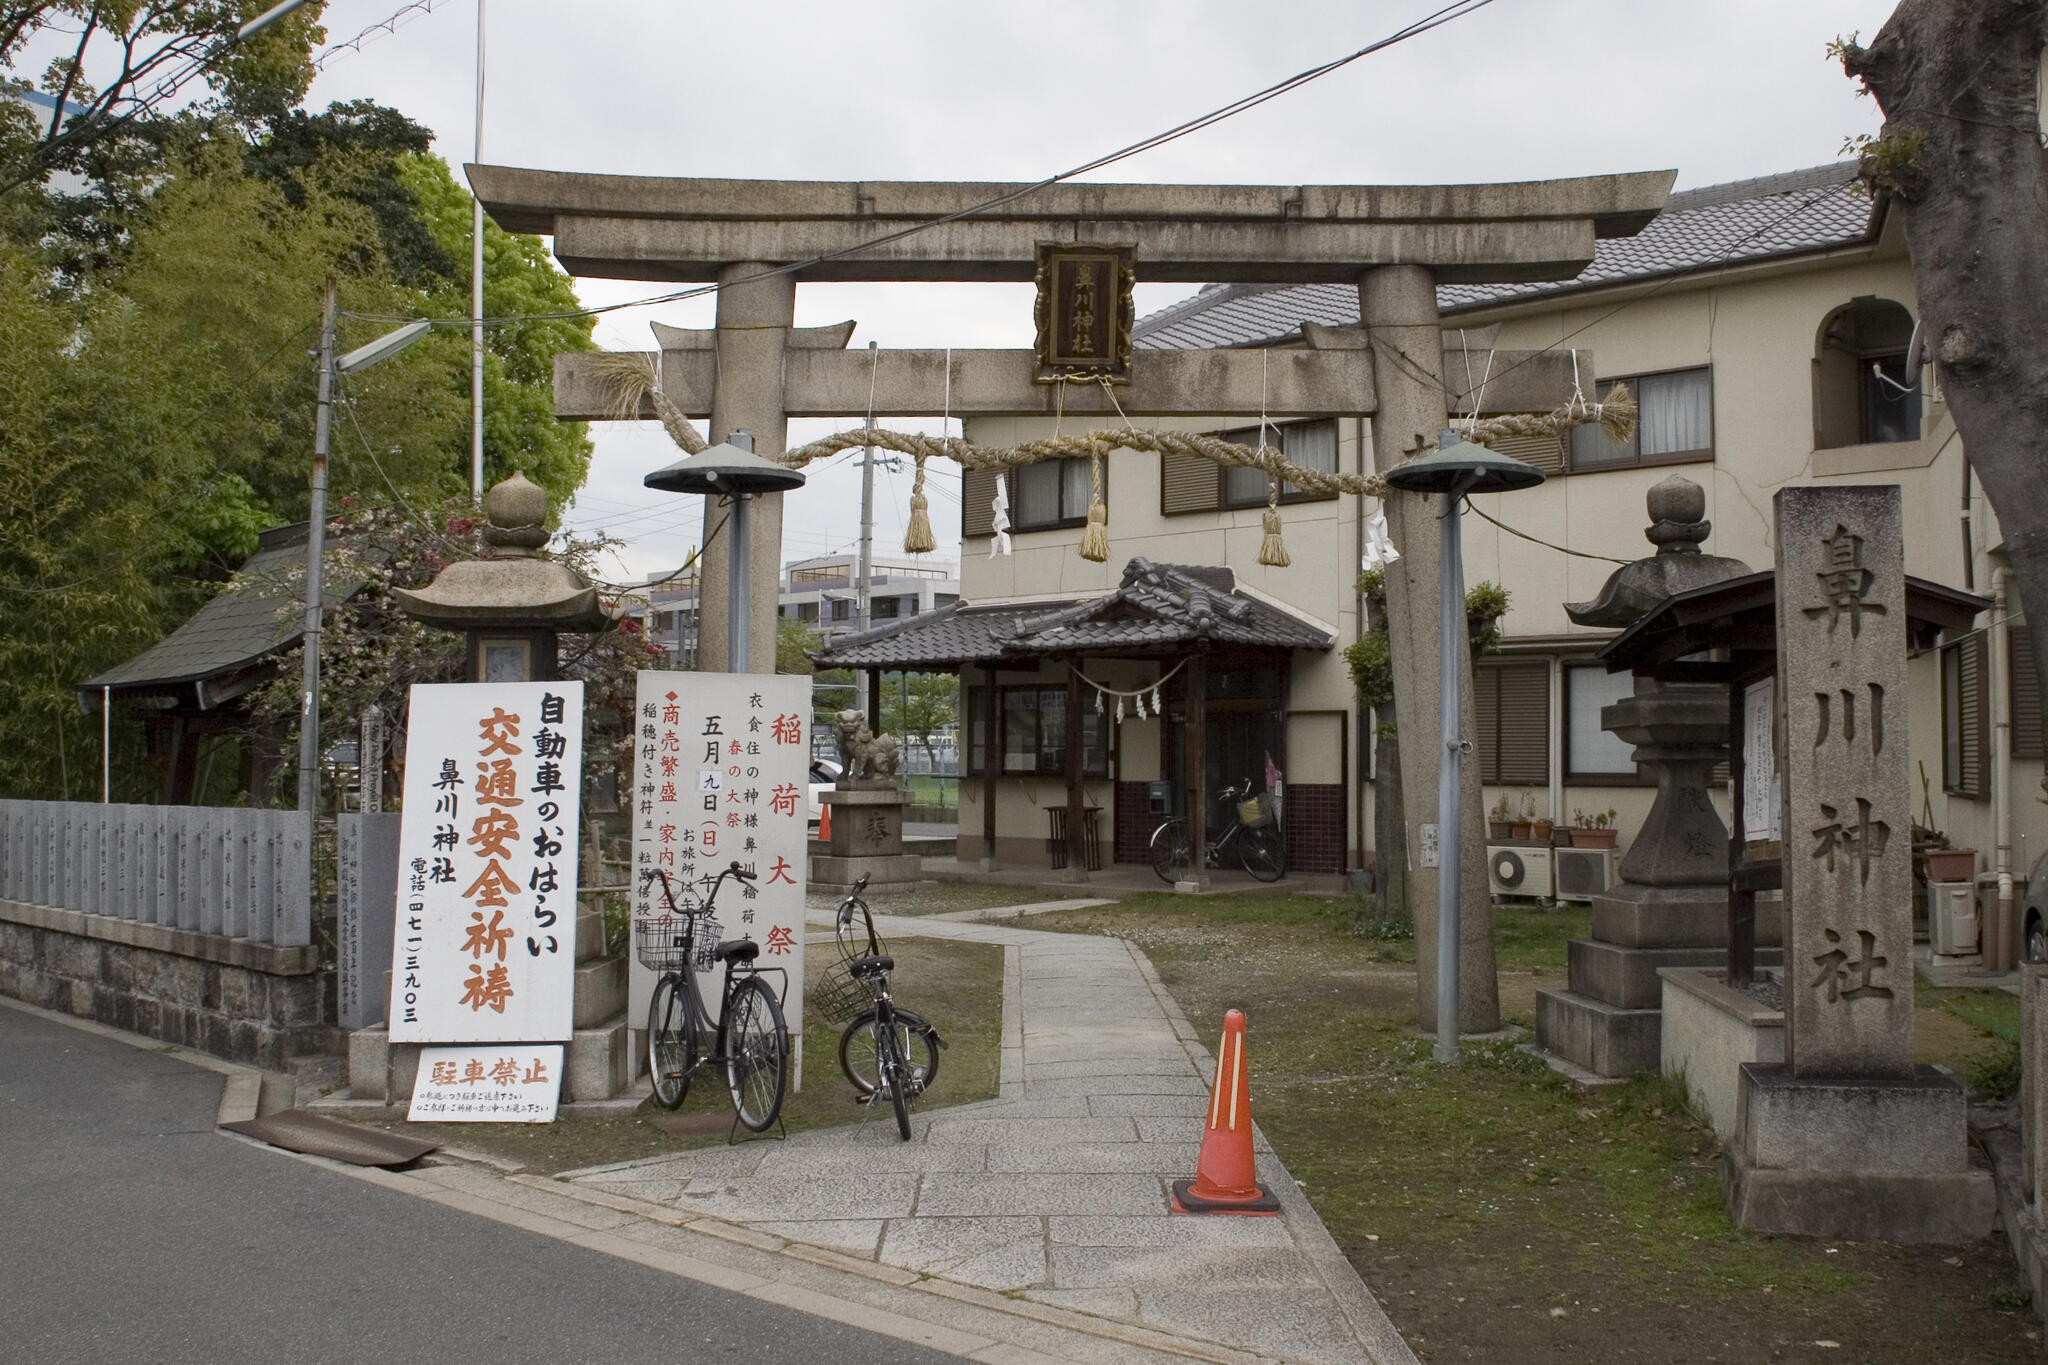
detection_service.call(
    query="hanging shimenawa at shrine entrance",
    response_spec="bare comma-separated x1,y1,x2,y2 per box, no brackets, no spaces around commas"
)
474,162,1675,1037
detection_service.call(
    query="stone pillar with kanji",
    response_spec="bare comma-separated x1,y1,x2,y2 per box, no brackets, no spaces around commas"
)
1725,484,1992,1241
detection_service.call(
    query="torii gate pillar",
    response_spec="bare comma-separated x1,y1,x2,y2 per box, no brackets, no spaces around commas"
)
699,262,796,673
1359,263,1499,1035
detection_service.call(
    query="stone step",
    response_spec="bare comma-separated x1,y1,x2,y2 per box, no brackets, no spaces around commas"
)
573,954,627,1030
1591,888,1785,949
256,1070,297,1116
1535,987,1662,1078
1567,940,1786,1010
344,1013,636,1106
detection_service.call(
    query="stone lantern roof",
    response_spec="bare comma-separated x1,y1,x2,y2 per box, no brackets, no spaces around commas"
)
394,472,613,632
1564,474,1752,629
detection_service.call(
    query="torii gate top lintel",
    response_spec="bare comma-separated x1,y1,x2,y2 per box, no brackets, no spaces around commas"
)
468,163,1676,285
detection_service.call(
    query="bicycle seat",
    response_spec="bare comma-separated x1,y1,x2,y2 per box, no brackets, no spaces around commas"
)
712,938,760,965
847,953,894,980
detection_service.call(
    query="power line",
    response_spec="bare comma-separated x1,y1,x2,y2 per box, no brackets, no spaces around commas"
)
343,0,1501,330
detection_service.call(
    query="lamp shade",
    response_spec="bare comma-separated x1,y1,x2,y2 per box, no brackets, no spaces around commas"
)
644,439,808,496
1382,428,1546,496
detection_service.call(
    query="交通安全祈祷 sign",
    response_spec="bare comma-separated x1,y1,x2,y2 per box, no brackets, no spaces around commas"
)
388,682,583,1043
407,1043,563,1122
630,673,809,1038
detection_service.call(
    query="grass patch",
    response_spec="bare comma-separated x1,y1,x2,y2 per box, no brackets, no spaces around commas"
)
370,935,1004,1172
1028,895,2042,1363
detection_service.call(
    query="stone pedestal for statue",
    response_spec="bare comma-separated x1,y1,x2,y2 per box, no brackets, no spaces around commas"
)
812,787,926,895
1537,478,1775,1077
1724,485,1991,1242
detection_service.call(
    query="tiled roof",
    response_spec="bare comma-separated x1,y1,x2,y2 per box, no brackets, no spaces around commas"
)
1133,163,1877,351
81,525,347,696
815,559,1331,668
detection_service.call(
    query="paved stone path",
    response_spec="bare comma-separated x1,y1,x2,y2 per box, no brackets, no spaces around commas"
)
566,913,1416,1365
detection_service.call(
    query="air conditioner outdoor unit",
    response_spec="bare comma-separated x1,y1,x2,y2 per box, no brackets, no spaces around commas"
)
1487,844,1553,901
1927,880,1979,957
1554,846,1618,904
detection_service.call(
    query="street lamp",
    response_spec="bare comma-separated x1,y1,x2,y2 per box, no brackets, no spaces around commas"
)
1382,428,1545,1062
645,431,807,672
298,285,432,814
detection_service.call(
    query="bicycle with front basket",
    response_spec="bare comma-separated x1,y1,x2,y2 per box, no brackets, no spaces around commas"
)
812,873,945,1140
1149,779,1287,884
636,862,790,1132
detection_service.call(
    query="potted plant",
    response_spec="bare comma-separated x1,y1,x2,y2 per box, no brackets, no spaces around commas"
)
1512,793,1536,842
1922,831,1977,884
1532,810,1554,843
1572,807,1620,849
1488,795,1514,843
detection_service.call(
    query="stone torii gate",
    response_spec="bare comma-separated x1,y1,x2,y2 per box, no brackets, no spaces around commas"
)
472,163,1674,1035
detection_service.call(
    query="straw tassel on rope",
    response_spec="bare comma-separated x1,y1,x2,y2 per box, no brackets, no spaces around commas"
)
903,453,935,553
1077,438,1110,563
1258,477,1291,567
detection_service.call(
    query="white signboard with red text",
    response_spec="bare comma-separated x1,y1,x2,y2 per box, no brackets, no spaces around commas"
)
388,681,583,1044
629,672,809,1043
407,1043,564,1122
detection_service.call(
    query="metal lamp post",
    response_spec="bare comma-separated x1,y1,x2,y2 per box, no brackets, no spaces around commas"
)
1382,428,1545,1062
645,431,808,672
298,290,433,815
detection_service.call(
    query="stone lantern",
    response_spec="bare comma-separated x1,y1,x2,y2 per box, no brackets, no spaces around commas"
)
1535,475,1771,1078
393,472,613,681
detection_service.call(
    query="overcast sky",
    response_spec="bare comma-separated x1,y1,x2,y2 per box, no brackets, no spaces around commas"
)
294,0,1902,585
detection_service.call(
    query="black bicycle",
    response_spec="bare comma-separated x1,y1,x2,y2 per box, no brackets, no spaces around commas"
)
813,873,944,1140
1150,779,1287,884
636,862,790,1133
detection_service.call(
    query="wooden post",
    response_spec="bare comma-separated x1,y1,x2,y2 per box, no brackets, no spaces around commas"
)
981,668,999,871
1727,677,1755,990
866,666,883,739
1186,651,1208,888
1065,661,1086,878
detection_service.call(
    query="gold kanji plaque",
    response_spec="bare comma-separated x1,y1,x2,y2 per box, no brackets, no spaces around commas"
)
1033,242,1136,385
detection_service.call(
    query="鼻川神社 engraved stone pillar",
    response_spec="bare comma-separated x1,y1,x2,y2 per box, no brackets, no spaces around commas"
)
698,262,796,674
1358,264,1498,1037
1535,475,1762,1078
1778,485,1913,1077
1724,484,1992,1242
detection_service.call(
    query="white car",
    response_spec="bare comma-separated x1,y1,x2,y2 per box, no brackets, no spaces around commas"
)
808,757,843,826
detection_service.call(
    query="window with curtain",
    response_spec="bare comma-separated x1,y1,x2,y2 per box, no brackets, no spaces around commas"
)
1565,665,1639,782
1219,419,1340,508
1010,457,1095,531
1569,368,1713,471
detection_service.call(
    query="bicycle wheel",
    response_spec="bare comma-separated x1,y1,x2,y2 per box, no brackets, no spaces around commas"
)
876,1019,913,1141
1150,817,1193,884
723,976,789,1133
646,975,695,1110
1239,824,1287,882
839,1007,940,1099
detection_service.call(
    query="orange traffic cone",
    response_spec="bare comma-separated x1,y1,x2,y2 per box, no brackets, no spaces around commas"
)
1172,1008,1280,1215
817,801,832,844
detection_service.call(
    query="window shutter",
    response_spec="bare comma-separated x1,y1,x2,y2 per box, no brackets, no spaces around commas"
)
1472,666,1502,783
1495,662,1550,785
1160,449,1220,514
1486,431,1565,474
1958,633,1989,799
2012,625,2043,761
962,466,1002,538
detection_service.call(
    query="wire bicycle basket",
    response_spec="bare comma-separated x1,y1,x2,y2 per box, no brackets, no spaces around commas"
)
634,917,722,973
1238,792,1278,829
812,958,875,1027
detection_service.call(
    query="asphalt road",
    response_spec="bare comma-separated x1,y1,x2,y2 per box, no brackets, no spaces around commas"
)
0,1006,961,1365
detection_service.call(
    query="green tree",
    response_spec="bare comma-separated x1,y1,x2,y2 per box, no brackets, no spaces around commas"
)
880,671,957,769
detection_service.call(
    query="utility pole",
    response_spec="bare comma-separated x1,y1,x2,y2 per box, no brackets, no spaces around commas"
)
469,0,487,502
856,340,877,715
299,280,337,815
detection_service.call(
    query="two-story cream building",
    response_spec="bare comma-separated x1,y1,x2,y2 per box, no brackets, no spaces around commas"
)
820,163,2042,934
